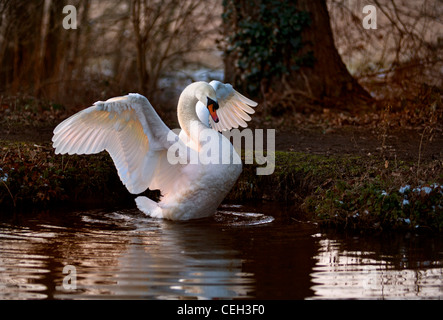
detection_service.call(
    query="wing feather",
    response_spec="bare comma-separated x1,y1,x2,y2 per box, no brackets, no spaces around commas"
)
207,80,257,132
52,94,175,195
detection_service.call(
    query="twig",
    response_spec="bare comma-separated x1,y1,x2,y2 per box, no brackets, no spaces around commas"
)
416,126,428,182
1,179,15,208
300,70,313,99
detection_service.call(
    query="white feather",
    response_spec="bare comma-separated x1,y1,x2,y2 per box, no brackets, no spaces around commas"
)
52,94,171,194
206,80,257,132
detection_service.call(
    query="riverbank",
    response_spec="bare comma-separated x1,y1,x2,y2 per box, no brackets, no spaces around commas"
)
1,137,441,231
231,151,442,231
1,91,442,230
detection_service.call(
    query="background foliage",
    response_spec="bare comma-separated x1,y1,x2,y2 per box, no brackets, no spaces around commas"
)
222,0,313,96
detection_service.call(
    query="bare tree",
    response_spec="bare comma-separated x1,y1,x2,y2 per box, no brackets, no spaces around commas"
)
0,0,45,94
130,0,220,96
328,0,443,99
0,0,221,110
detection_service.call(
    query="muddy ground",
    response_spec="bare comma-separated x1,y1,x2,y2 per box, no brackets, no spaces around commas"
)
1,123,441,163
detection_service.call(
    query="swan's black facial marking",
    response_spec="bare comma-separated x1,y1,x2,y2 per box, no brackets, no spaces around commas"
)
207,97,219,123
207,97,219,110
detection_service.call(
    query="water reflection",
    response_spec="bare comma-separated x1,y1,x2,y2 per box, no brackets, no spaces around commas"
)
0,204,442,300
108,217,255,300
0,208,257,300
310,235,443,299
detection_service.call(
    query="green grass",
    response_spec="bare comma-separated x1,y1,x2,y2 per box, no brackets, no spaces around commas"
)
230,150,442,231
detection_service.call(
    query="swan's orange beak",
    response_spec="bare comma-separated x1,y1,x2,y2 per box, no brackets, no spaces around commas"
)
207,98,219,123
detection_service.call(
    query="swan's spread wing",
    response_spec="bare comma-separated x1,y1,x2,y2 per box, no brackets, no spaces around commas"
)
207,80,257,132
52,94,181,195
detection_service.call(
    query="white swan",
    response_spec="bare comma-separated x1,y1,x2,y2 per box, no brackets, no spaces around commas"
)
52,81,257,220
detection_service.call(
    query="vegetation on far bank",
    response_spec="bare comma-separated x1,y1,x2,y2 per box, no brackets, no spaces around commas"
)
231,150,442,231
1,139,441,232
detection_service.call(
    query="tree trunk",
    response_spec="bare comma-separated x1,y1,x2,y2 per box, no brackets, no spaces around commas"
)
131,0,149,94
41,0,66,99
0,0,45,94
293,0,371,106
223,0,372,112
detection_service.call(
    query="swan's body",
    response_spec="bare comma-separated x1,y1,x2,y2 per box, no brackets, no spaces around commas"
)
52,81,257,220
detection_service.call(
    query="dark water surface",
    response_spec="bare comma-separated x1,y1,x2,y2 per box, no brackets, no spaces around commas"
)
0,202,442,300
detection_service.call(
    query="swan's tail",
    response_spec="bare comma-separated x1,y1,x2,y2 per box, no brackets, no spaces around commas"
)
135,196,163,218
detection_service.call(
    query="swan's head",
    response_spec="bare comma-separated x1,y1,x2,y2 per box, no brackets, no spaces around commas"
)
193,82,220,123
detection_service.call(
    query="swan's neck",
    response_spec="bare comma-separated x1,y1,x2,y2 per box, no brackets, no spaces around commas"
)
177,88,207,148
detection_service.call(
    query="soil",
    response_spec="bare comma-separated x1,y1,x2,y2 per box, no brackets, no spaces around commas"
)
1,124,441,163
274,127,442,162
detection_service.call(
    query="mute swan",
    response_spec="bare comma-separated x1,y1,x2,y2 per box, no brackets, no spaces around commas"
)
52,81,257,220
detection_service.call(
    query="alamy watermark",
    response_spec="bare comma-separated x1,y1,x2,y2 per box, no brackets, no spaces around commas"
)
62,5,77,30
57,264,77,291
362,5,377,30
63,3,378,31
167,123,275,176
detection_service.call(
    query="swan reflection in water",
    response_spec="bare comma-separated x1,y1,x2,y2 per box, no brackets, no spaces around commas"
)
52,209,256,299
112,214,255,299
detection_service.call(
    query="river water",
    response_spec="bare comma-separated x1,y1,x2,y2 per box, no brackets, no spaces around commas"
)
0,202,442,300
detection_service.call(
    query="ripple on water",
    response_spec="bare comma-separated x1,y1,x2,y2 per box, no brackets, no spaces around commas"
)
309,238,443,300
0,227,52,300
214,211,275,226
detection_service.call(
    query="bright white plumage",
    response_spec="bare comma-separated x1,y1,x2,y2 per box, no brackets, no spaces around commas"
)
52,81,257,220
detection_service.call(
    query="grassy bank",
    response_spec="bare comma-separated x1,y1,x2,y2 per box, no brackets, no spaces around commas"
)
231,150,442,231
1,140,442,231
